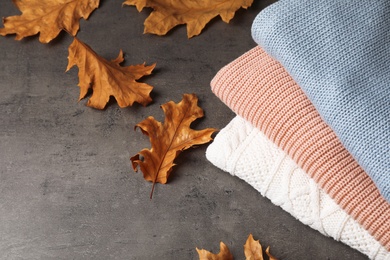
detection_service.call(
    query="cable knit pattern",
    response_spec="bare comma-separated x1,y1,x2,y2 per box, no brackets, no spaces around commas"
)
251,0,390,201
210,46,390,249
206,116,390,260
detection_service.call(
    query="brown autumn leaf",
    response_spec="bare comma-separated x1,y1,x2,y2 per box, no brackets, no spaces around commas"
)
244,234,277,260
122,0,253,38
265,247,278,260
196,242,233,260
0,0,99,43
131,93,217,198
66,37,155,109
197,235,278,260
244,234,263,260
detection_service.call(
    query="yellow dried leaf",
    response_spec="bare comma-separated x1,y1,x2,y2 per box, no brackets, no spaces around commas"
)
123,0,253,38
265,247,277,260
131,93,217,198
197,235,278,260
66,37,155,109
244,234,263,260
196,242,233,260
0,0,99,43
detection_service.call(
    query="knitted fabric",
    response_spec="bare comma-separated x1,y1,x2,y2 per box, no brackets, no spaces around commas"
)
210,46,390,249
206,116,390,260
251,0,390,201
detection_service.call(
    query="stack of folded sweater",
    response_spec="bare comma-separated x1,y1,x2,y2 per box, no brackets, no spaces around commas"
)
206,1,390,259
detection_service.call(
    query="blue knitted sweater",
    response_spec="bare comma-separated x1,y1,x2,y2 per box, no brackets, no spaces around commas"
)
252,0,390,202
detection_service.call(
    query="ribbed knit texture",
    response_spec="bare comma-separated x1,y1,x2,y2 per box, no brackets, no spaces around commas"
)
210,46,390,249
251,0,390,201
206,116,390,260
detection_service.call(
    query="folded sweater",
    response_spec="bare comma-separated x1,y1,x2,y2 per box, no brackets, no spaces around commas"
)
206,116,390,259
210,46,390,249
251,0,390,201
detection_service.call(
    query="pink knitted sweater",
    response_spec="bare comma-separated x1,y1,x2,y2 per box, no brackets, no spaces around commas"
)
211,46,390,250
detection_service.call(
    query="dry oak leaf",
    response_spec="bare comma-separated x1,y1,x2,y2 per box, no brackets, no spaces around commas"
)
196,242,233,260
244,234,277,260
265,247,277,260
131,93,217,198
197,235,278,260
0,0,99,43
66,37,155,109
122,0,253,38
244,234,263,260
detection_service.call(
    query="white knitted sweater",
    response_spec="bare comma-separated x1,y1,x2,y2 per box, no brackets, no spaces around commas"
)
206,116,390,260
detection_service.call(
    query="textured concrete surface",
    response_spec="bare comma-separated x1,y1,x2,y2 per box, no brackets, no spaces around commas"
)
0,1,368,259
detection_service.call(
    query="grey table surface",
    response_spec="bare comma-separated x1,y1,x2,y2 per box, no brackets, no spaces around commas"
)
0,1,368,259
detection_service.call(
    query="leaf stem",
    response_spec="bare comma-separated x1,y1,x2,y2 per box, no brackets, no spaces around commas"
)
150,181,156,200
